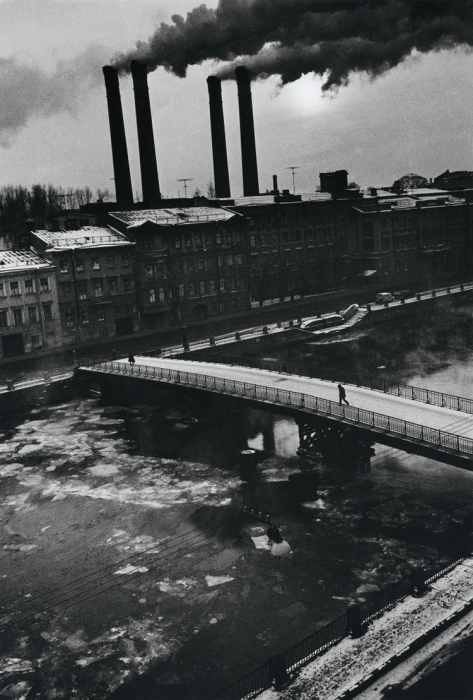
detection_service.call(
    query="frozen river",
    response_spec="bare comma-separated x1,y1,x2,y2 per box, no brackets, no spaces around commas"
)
1,301,473,699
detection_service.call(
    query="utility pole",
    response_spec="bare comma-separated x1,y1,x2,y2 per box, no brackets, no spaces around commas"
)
177,178,193,198
286,166,300,195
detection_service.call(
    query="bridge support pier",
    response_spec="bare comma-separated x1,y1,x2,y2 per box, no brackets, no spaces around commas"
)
297,419,374,471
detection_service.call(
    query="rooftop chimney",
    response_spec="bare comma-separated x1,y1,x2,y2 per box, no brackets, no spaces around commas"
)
102,66,134,207
235,66,259,197
130,60,161,206
207,77,231,199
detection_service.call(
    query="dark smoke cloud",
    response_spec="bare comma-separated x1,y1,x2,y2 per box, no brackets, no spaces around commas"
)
0,46,107,146
112,0,473,90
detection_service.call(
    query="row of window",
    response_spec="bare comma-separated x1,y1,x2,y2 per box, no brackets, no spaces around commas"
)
64,308,105,327
250,208,335,228
59,253,131,274
0,278,50,297
172,230,243,250
250,228,335,248
60,277,134,300
0,304,53,327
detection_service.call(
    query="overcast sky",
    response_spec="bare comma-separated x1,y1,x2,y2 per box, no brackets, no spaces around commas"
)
1,0,473,199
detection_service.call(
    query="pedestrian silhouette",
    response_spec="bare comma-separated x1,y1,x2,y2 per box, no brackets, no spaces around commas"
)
128,351,135,365
338,384,349,406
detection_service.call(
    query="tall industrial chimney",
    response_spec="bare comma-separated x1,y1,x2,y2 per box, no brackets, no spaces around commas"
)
235,66,259,197
102,66,134,207
130,60,161,206
207,76,231,199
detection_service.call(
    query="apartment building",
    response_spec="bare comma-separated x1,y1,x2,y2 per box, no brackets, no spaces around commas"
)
0,250,60,357
109,207,249,329
30,227,139,343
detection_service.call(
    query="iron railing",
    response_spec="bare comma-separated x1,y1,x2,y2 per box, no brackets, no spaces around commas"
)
86,361,473,460
284,613,348,673
211,554,469,700
187,354,473,415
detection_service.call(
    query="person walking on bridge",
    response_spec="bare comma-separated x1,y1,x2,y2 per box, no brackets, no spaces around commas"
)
338,384,349,406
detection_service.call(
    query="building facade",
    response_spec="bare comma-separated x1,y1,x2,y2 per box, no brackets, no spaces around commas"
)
109,207,250,329
0,250,61,358
31,227,139,343
349,191,473,288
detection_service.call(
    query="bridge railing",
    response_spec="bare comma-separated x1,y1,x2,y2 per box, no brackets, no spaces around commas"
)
88,361,473,458
182,353,473,415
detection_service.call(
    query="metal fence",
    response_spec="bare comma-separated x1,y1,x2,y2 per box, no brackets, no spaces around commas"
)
188,353,473,415
284,613,348,673
87,361,473,460
210,554,468,700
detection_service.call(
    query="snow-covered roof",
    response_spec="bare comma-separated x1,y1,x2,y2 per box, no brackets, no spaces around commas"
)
109,207,236,228
31,226,132,251
0,250,53,273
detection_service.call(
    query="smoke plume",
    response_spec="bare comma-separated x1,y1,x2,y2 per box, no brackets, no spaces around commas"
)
0,46,107,147
112,0,473,90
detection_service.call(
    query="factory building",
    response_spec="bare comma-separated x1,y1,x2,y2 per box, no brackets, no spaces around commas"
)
109,207,249,328
30,227,139,343
0,250,60,358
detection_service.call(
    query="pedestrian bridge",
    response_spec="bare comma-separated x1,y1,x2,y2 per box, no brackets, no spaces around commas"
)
78,357,473,470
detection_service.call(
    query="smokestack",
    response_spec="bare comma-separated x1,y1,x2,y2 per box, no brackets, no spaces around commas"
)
272,175,279,194
235,66,259,197
206,77,231,199
102,66,134,207
130,60,161,206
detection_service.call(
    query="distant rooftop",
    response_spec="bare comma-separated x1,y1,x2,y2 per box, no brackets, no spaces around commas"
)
0,250,52,272
110,207,236,227
32,226,132,250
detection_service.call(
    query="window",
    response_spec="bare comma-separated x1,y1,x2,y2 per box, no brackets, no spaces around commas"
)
60,260,68,273
43,304,53,321
124,277,133,293
174,237,181,249
40,278,49,292
216,232,222,244
75,258,84,272
92,258,100,270
178,283,185,297
185,236,192,249
81,312,89,325
197,258,204,270
97,311,105,322
94,281,103,298
228,278,235,290
121,253,130,268
237,254,243,266
195,234,202,248
199,280,205,294
218,256,224,268
13,308,23,325
65,310,74,327
209,280,215,294
236,232,242,243
62,283,72,300
0,283,5,297
158,287,165,302
146,265,155,279
362,222,375,252
149,289,156,303
238,277,245,289
31,335,41,348
186,260,194,272
147,238,155,250
28,307,38,323
25,279,34,294
219,279,225,291
10,281,20,296
206,234,212,246
0,310,8,327
189,282,195,296
107,255,115,269
250,236,256,248
227,255,234,267
78,282,87,300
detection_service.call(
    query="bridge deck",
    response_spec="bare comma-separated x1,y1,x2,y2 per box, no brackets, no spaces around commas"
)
113,357,473,440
